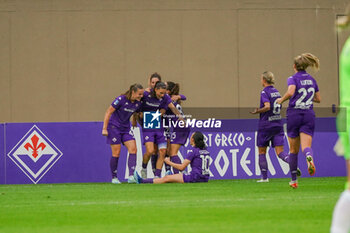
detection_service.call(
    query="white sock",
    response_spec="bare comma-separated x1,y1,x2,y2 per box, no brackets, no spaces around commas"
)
331,190,350,233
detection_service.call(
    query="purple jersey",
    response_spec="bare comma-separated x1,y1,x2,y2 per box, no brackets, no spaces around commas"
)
165,100,184,122
140,90,172,112
108,95,141,131
258,86,282,129
287,71,319,111
185,147,210,177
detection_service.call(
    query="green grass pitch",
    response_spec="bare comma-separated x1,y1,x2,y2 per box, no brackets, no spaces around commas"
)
0,177,346,233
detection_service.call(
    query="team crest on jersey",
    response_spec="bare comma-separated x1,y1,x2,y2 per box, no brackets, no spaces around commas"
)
143,110,161,129
7,125,63,184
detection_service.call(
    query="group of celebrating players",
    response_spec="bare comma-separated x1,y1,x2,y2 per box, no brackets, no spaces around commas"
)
102,73,210,185
102,52,321,188
99,8,350,231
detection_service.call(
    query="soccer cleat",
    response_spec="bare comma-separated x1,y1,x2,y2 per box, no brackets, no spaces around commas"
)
127,175,136,184
165,170,173,176
133,170,142,184
257,178,269,183
296,168,302,177
306,155,316,176
141,168,147,179
111,177,121,184
154,176,160,179
289,180,298,189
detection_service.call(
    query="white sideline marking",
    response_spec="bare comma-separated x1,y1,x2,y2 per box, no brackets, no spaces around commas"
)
2,196,332,208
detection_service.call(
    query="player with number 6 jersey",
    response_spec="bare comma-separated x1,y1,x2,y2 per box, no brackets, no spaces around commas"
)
251,71,292,182
277,53,321,188
133,131,210,184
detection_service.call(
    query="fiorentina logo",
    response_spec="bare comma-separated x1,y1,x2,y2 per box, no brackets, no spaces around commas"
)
7,125,63,184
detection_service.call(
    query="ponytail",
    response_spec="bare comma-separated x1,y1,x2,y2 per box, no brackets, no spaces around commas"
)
294,53,320,72
166,81,180,96
192,131,206,149
123,83,143,100
262,71,275,85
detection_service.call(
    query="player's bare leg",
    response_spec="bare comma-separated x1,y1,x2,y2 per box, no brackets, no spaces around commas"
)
141,142,155,178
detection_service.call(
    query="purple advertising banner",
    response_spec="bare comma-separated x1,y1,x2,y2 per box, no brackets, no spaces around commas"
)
0,124,5,184
1,118,347,184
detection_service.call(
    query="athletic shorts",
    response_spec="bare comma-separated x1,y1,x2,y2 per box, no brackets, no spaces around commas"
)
183,173,209,183
142,129,167,149
170,130,190,145
164,127,171,140
106,126,134,145
287,109,315,138
257,126,284,148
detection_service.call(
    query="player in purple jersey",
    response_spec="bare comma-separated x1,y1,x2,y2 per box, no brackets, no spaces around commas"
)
164,81,189,175
102,84,144,184
277,53,321,188
134,131,210,184
145,73,163,174
144,73,185,174
251,71,299,182
139,81,182,179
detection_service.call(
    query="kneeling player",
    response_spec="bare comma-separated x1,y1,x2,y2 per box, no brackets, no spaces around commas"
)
134,131,210,184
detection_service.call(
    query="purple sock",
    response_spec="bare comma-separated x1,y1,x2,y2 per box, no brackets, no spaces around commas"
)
278,151,289,163
154,169,161,177
171,155,181,174
289,153,298,181
303,147,313,157
151,154,158,173
258,154,268,179
110,157,119,178
128,153,136,176
142,178,154,184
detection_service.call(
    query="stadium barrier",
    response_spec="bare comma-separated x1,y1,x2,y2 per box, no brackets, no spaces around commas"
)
0,118,346,184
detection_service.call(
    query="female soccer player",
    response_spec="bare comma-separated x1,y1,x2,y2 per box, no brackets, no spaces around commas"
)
331,12,350,233
250,71,297,182
134,131,210,184
145,73,185,174
145,72,162,92
102,83,144,184
145,72,162,174
164,81,190,174
277,53,321,188
140,81,182,179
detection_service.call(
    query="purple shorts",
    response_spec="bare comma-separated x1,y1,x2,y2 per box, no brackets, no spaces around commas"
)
142,129,167,148
164,127,171,140
257,126,284,148
106,126,135,145
170,130,190,145
183,173,209,183
287,110,315,138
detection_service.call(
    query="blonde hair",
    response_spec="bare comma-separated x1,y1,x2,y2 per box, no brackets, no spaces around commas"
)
294,53,320,71
262,71,275,84
336,4,350,28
